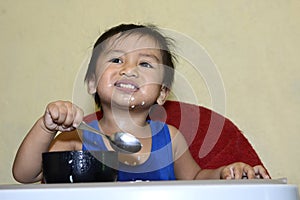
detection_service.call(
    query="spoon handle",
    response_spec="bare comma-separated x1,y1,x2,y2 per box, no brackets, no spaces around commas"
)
77,121,107,138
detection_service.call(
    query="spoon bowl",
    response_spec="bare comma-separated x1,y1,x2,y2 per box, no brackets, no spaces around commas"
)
77,121,142,154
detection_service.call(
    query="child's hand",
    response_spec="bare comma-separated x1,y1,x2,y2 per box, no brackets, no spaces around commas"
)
43,101,84,133
221,162,270,179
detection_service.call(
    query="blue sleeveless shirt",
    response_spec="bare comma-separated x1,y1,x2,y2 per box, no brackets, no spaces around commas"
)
82,120,176,181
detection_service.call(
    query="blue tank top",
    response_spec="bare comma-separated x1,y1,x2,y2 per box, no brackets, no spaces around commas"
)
82,120,176,181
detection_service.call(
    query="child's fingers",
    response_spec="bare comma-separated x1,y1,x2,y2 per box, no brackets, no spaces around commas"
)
45,102,60,122
44,101,83,131
44,102,62,130
243,165,256,179
48,101,69,125
57,102,83,128
224,164,244,179
221,166,234,179
60,103,77,127
71,104,84,128
222,163,258,179
254,165,270,179
233,163,258,179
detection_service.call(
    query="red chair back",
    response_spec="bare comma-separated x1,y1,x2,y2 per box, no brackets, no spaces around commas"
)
84,100,267,171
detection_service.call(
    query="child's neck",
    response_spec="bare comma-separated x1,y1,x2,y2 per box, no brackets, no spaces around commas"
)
99,104,150,138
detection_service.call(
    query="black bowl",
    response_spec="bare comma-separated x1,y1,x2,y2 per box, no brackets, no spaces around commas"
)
42,151,118,183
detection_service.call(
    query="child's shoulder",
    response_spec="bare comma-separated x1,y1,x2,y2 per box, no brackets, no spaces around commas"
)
166,124,189,159
166,124,181,138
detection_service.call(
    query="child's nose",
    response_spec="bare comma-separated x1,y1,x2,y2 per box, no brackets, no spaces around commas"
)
119,63,138,77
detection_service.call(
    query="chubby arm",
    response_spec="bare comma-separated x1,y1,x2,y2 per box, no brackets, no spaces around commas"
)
170,125,222,179
168,125,269,180
12,101,83,183
12,117,57,183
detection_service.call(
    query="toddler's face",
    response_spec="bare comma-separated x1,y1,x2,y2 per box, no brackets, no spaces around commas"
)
89,34,168,110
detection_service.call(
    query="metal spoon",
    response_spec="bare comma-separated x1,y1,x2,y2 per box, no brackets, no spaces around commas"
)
77,121,142,154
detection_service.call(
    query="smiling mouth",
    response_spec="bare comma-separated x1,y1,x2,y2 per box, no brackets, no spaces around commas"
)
114,82,139,92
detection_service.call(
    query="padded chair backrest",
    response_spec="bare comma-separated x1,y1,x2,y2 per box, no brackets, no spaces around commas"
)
84,100,267,171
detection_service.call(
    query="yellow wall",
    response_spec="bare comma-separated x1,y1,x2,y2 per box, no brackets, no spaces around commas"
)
1,0,299,187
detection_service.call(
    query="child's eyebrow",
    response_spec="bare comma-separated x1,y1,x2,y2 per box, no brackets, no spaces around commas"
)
138,53,161,62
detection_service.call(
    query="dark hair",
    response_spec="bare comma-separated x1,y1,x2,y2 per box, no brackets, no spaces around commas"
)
85,23,176,107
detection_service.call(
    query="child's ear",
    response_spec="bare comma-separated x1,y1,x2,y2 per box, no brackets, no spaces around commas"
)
156,85,169,105
87,75,97,94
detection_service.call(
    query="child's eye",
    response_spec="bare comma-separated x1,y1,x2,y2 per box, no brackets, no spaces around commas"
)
139,62,153,68
109,58,122,64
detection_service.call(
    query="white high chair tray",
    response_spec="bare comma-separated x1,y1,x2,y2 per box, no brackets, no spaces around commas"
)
0,179,299,200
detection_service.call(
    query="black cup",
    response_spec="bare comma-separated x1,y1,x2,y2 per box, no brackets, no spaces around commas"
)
42,151,118,183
